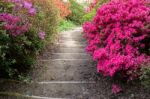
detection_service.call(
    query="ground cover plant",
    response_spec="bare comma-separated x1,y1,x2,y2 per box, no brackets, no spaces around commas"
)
58,19,76,31
83,0,150,93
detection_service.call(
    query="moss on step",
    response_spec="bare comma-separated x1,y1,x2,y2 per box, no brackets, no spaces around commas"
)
0,92,31,99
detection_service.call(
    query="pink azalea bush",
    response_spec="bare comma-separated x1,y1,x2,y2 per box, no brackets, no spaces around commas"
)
83,0,150,80
0,13,29,36
0,0,47,78
4,0,36,15
0,0,38,37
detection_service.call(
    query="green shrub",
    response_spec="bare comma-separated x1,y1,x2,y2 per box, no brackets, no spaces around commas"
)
67,0,85,25
58,19,76,31
82,8,96,22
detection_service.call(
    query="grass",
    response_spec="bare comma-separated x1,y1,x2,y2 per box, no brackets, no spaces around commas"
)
58,19,76,31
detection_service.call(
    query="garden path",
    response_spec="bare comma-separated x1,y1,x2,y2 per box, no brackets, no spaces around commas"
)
0,27,108,99
0,27,149,99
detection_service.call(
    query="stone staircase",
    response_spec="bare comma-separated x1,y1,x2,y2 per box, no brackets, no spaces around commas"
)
0,27,101,99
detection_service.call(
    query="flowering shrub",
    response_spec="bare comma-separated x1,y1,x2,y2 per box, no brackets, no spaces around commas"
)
3,0,36,15
29,0,59,41
0,13,29,36
54,0,71,18
83,0,150,81
0,0,58,78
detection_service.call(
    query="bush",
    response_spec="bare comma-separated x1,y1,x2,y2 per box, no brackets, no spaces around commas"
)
29,0,59,42
82,8,96,22
0,0,59,78
67,0,85,25
54,0,71,18
58,19,76,31
83,0,150,81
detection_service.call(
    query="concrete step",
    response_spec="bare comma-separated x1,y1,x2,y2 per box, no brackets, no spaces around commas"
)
56,43,86,48
58,40,86,45
0,81,99,99
50,47,85,53
38,53,91,60
0,96,29,99
32,60,96,81
60,36,86,42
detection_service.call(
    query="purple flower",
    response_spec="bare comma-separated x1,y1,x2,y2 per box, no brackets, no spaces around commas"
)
38,32,45,40
23,1,32,9
29,8,36,15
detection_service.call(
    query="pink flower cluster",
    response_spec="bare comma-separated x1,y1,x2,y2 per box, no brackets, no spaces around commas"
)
1,0,46,38
0,13,29,36
83,0,150,80
3,0,36,15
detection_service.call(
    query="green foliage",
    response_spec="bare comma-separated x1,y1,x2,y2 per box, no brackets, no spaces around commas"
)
0,1,14,13
0,28,42,78
82,8,96,22
82,0,108,22
58,19,76,31
67,0,85,25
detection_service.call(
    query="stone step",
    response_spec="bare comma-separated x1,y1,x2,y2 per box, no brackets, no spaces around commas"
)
44,59,95,69
0,92,30,99
60,28,83,35
56,43,86,48
58,40,86,45
0,81,99,99
32,60,96,81
0,96,29,99
50,48,86,53
38,53,91,60
60,36,86,42
59,33,84,40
